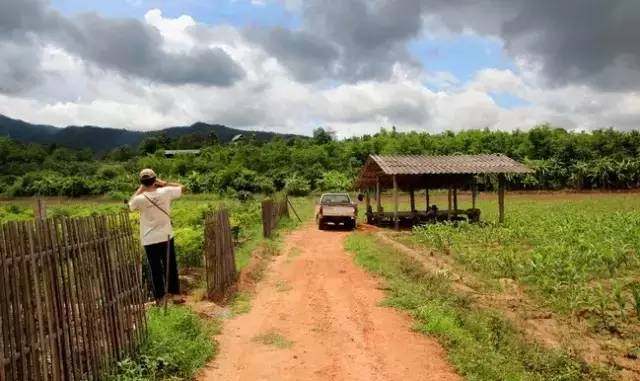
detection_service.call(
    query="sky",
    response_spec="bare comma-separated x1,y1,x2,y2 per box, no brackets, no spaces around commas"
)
0,0,639,137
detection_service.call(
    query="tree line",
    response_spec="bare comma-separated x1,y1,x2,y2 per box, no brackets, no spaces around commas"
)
2,124,640,199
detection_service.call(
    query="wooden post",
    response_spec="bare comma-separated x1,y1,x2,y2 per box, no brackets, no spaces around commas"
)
365,189,371,215
472,180,478,209
453,188,458,212
498,174,505,223
34,198,46,219
447,188,452,220
393,175,399,230
261,200,272,238
409,189,416,213
376,176,382,212
425,188,430,211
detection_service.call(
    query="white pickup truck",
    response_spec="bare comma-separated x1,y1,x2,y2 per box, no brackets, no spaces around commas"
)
315,193,357,230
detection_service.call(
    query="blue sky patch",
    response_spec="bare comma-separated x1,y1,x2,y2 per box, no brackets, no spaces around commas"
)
489,92,529,109
51,0,299,28
409,34,517,84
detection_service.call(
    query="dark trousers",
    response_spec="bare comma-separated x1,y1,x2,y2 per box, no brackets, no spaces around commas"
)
144,238,180,299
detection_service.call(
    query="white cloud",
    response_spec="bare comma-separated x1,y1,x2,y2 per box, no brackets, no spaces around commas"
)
0,7,638,138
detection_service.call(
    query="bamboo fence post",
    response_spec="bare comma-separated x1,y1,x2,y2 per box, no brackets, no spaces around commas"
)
0,212,147,381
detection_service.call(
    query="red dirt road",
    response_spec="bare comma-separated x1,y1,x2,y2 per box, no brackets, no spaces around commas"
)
199,224,459,381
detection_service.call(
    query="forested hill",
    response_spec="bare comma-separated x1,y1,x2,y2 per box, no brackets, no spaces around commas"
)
0,114,300,152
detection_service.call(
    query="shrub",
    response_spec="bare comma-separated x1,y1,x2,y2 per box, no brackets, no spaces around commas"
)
318,170,351,191
109,306,217,380
97,164,126,180
174,227,203,267
61,176,92,197
108,190,129,202
284,174,311,196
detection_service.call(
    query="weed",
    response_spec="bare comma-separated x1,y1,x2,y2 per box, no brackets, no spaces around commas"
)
275,279,292,292
231,292,252,316
287,247,302,262
613,282,626,321
252,330,293,349
630,283,640,321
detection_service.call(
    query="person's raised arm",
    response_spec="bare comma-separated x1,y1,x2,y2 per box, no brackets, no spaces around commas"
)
155,179,187,195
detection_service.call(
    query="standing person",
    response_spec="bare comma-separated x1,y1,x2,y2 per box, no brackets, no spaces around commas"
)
129,168,186,305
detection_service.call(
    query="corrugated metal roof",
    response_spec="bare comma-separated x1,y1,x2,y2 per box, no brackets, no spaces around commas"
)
369,154,532,175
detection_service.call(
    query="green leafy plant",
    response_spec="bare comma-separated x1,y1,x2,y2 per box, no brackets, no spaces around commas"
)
108,306,218,381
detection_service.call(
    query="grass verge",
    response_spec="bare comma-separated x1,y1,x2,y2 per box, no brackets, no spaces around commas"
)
344,232,611,381
108,306,220,380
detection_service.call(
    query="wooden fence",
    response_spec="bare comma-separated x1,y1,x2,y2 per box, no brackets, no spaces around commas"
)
261,197,289,238
204,209,237,302
0,212,146,381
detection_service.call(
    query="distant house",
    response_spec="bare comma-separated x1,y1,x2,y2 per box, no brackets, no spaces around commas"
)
163,149,201,158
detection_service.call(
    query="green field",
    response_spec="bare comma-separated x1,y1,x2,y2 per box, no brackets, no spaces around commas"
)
376,191,640,377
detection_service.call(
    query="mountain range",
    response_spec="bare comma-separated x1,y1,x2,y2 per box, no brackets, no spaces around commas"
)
0,114,300,152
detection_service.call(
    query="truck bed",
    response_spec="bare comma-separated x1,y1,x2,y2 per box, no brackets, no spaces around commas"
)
321,204,355,216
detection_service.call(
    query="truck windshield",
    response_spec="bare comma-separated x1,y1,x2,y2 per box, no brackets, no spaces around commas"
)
322,194,350,204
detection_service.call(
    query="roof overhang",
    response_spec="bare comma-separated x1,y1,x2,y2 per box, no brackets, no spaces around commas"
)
355,154,532,190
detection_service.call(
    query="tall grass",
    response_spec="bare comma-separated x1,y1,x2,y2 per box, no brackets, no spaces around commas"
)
108,306,219,380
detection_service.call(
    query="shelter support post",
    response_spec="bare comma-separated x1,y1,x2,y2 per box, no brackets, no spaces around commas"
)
498,174,505,223
447,188,452,220
393,175,399,230
425,188,430,211
453,189,458,211
472,179,478,209
365,189,371,210
409,189,416,213
376,176,382,212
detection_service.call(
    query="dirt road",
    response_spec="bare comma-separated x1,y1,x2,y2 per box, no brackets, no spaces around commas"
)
199,224,460,381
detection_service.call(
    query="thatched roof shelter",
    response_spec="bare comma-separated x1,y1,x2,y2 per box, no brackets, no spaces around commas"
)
355,154,532,228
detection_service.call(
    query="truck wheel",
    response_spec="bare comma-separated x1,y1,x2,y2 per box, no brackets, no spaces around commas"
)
318,218,326,230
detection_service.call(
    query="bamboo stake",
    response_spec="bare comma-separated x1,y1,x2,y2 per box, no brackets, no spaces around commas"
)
164,235,171,314
27,224,49,381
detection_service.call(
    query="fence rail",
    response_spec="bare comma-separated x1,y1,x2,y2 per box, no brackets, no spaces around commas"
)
204,209,237,302
261,197,289,238
0,212,146,381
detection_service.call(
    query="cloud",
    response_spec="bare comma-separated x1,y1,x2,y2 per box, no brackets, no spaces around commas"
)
0,39,43,94
423,0,640,91
252,0,640,91
248,0,424,82
0,1,245,91
0,0,638,137
244,26,338,82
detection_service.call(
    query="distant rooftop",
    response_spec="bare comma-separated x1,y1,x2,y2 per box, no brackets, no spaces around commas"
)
164,149,201,157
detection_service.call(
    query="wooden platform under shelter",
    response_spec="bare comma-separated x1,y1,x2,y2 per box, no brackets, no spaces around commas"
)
355,154,532,229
